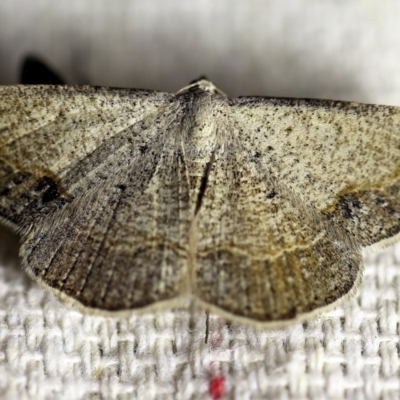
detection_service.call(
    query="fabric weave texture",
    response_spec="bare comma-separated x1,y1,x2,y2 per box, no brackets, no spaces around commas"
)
0,227,399,399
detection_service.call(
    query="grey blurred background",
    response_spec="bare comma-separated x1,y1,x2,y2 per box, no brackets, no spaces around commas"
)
1,0,400,105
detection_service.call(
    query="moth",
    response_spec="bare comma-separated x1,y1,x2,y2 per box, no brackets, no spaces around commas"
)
0,79,399,326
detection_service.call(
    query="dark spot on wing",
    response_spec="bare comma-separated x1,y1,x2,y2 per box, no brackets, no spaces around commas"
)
34,176,61,203
266,189,276,199
139,145,148,154
337,194,362,219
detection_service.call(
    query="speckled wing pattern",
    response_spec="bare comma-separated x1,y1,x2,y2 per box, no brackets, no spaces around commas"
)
0,81,399,326
0,86,192,311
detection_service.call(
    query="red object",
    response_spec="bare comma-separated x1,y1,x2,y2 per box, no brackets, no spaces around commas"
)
209,375,225,399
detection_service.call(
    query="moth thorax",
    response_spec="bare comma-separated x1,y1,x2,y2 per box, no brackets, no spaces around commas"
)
184,120,217,205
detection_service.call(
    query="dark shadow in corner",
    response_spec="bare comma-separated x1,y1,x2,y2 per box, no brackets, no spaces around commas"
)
20,56,64,85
